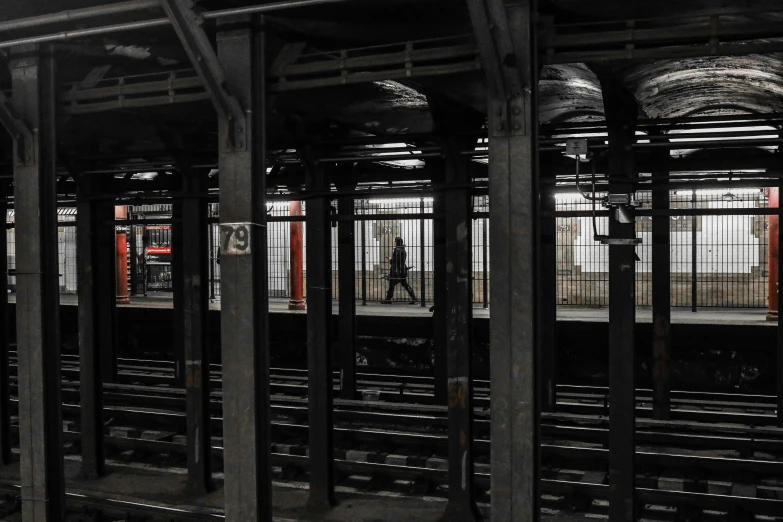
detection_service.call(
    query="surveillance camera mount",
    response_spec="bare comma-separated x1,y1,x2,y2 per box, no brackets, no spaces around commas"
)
568,138,641,247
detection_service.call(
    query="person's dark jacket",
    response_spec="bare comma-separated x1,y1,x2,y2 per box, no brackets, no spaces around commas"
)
389,246,408,280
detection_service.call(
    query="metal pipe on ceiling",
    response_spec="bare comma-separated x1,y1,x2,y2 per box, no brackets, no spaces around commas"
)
0,18,171,50
0,0,162,33
545,20,783,50
0,0,359,50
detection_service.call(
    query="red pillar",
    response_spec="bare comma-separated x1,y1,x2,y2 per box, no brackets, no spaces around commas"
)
289,201,306,310
115,206,130,305
769,187,779,321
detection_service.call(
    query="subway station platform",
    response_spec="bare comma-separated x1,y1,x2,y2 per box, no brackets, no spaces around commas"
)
15,294,773,326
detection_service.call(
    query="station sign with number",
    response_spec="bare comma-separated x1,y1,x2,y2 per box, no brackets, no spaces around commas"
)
220,222,254,256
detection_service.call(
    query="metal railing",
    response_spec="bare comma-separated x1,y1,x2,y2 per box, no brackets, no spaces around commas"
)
556,188,769,308
3,189,771,309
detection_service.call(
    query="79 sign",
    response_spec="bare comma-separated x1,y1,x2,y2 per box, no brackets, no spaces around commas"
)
220,223,254,256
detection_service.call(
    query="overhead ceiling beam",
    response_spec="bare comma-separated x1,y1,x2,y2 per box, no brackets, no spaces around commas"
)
268,37,481,92
77,65,113,90
0,90,34,165
161,0,246,150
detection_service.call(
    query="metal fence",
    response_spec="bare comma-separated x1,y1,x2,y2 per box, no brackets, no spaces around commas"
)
6,209,78,294
555,188,769,308
211,197,489,305
3,189,770,309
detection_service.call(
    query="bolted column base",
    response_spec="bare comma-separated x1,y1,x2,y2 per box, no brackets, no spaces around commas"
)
288,299,306,311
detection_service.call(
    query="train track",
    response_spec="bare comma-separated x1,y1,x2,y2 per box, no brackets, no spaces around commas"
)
4,353,783,519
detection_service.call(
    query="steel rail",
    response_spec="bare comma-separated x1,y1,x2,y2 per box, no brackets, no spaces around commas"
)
0,480,223,521
9,363,783,430
8,408,783,517
30,354,783,413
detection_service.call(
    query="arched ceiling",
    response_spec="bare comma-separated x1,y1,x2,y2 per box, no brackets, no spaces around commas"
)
623,54,783,119
540,64,604,123
540,52,783,124
540,12,783,124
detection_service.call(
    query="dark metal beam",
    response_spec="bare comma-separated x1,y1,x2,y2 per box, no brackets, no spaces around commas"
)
182,169,213,494
217,16,272,522
0,90,33,166
651,148,671,421
539,156,556,413
441,137,480,522
432,193,447,406
10,43,65,521
303,149,337,511
162,0,246,149
0,192,9,466
337,195,356,400
171,198,185,387
427,92,484,522
268,36,480,92
76,174,115,478
600,74,639,522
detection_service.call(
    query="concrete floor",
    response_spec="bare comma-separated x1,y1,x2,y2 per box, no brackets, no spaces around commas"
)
12,293,773,325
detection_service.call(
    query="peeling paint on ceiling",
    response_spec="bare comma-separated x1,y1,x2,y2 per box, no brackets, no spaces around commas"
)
105,44,152,60
373,80,429,109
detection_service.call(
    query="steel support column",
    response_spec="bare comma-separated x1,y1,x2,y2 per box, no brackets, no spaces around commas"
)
99,198,118,385
10,43,65,521
0,193,9,466
303,153,337,511
182,169,213,493
440,138,480,522
338,196,356,400
217,17,272,522
538,160,556,413
432,192,447,406
76,175,115,479
468,1,539,521
601,76,638,522
172,199,185,387
651,160,671,420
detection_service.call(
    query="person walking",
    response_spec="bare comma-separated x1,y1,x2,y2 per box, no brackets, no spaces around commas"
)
381,237,417,304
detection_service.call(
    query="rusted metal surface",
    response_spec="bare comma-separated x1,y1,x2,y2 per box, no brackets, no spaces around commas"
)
115,206,130,305
217,18,273,521
288,200,305,311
